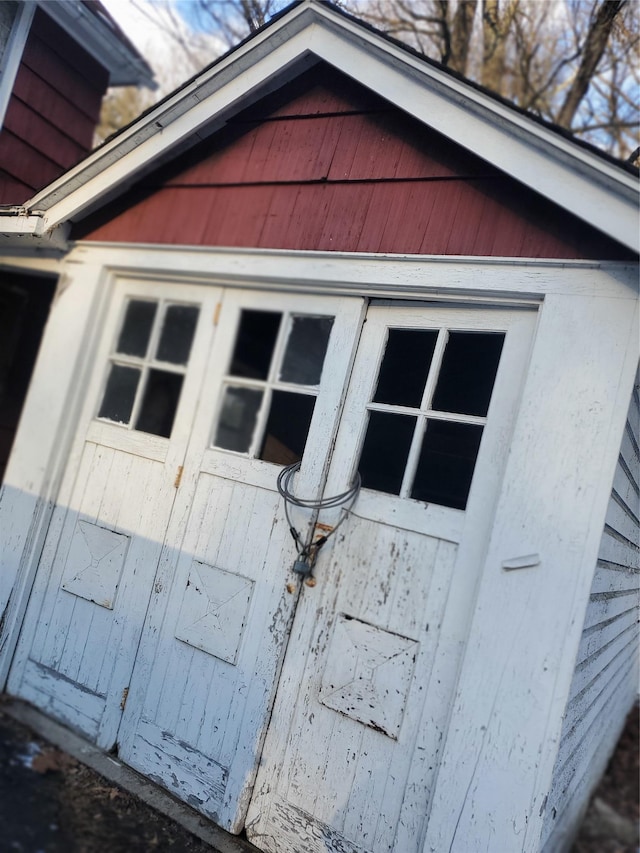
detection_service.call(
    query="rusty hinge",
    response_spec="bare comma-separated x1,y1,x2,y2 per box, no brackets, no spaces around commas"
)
120,687,129,710
174,465,184,488
213,302,222,326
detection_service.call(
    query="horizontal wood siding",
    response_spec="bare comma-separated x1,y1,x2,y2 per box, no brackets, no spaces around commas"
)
73,66,631,260
542,374,640,852
0,8,108,205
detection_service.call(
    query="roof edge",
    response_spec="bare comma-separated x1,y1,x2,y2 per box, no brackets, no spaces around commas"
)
12,1,640,252
39,0,156,89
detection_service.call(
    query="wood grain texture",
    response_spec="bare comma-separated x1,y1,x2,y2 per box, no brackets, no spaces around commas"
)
0,7,108,204
72,65,632,261
541,372,639,852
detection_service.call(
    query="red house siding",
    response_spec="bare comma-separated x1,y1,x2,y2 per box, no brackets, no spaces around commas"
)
74,66,630,259
0,8,109,205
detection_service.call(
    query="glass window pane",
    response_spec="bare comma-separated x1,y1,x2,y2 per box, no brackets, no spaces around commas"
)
358,411,415,495
213,386,263,453
98,364,140,424
156,304,199,365
280,315,334,385
259,391,316,465
373,329,438,407
135,369,183,438
116,300,157,357
431,332,504,417
411,420,483,510
229,310,282,380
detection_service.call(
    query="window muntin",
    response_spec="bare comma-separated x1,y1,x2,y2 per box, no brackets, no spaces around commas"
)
358,327,505,510
97,298,199,438
211,309,334,465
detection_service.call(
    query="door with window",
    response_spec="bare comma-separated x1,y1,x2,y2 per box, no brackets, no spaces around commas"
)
245,304,536,853
8,279,221,747
9,280,364,833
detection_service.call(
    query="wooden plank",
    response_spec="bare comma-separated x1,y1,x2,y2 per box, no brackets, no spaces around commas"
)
582,588,638,629
542,655,637,850
568,621,638,701
29,7,108,88
12,65,95,149
0,170,32,204
0,129,63,192
21,33,106,121
597,527,639,569
575,605,639,666
562,639,637,739
3,97,86,170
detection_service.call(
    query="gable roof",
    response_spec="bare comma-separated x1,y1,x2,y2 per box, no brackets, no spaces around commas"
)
2,0,638,253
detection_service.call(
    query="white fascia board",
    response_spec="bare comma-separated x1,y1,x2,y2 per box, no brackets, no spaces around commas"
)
39,0,155,88
22,2,640,251
0,210,68,251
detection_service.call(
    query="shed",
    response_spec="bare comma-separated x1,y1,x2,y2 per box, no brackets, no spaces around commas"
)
0,3,638,852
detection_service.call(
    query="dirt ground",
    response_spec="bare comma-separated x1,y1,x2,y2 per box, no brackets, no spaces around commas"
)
0,707,215,853
0,700,637,852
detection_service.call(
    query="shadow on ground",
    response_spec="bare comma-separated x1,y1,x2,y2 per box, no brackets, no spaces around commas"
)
0,697,637,852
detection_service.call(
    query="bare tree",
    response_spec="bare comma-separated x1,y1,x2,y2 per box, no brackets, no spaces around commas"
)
113,0,638,158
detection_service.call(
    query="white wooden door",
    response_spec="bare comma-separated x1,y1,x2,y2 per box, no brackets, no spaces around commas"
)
69,287,364,832
245,304,536,853
8,278,222,747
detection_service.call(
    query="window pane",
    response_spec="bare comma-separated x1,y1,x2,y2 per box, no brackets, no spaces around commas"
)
280,315,334,386
358,411,415,495
373,329,438,407
135,369,183,438
213,386,263,453
431,332,504,417
411,420,483,510
98,364,140,424
229,310,282,380
259,391,315,465
156,304,199,365
116,300,157,357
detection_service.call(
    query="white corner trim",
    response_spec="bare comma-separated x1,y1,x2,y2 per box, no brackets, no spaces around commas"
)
10,1,640,251
0,1,35,128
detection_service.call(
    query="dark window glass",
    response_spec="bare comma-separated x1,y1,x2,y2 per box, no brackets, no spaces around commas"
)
135,369,183,438
411,420,483,509
156,304,199,365
98,365,140,424
213,386,263,453
229,310,282,380
431,332,504,417
259,391,315,465
280,316,334,386
116,300,156,358
373,329,438,407
358,411,415,495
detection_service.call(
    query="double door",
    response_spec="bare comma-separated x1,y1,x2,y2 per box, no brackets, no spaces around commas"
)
9,277,534,850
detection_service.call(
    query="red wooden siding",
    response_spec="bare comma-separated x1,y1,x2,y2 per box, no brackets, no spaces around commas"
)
0,8,109,205
73,66,631,259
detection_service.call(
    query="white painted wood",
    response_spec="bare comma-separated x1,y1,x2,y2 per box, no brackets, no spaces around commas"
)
246,304,537,852
60,520,130,609
115,290,365,832
19,3,638,251
541,374,640,851
0,261,110,687
67,243,638,302
422,296,639,853
7,278,223,749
